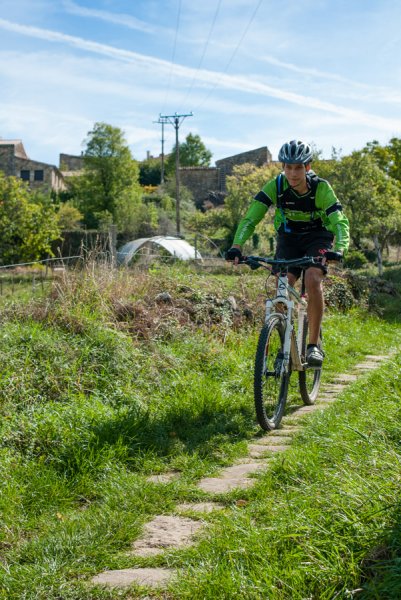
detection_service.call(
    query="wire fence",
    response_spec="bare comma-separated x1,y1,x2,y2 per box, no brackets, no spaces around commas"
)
0,245,225,298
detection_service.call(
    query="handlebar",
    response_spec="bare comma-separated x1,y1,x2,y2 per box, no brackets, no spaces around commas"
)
239,252,343,271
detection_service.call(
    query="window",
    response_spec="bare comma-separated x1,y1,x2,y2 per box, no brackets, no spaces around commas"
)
20,170,30,181
34,170,44,181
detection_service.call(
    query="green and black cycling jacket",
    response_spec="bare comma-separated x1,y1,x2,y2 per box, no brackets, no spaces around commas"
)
233,172,350,253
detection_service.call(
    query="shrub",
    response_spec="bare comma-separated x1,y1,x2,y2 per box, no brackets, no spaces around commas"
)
344,250,368,269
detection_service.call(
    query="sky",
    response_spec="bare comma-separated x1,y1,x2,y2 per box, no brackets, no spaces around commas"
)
1,0,401,168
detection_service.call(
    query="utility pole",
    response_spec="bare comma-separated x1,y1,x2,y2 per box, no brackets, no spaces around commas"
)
159,112,193,235
154,115,169,184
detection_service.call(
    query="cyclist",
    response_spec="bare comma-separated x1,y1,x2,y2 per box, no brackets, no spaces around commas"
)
226,139,350,367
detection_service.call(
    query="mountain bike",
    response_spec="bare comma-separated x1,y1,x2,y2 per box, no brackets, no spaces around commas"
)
242,254,340,431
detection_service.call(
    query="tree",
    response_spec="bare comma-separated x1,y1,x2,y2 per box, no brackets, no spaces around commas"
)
139,157,162,186
67,122,143,229
56,202,83,230
187,163,280,250
363,137,401,183
319,151,401,257
0,173,60,264
165,133,212,175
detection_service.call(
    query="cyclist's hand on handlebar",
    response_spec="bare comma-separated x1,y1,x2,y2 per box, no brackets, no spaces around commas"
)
320,250,343,265
325,250,343,262
225,246,243,265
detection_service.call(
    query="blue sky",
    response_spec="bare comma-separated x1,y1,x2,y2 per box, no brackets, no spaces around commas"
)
0,0,401,167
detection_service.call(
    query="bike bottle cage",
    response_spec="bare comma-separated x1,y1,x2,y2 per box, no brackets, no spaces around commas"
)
276,173,323,233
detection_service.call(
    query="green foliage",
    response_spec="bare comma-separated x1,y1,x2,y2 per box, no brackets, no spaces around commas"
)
139,157,162,186
56,201,83,231
67,122,143,231
364,137,401,182
324,274,356,311
315,150,401,253
344,249,369,269
0,262,400,598
0,173,60,265
188,162,280,249
165,132,212,175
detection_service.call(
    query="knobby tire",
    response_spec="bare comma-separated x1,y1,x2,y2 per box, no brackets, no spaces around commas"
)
298,316,322,405
254,317,290,431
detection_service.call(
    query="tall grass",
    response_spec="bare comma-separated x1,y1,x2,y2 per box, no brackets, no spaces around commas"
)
0,262,400,599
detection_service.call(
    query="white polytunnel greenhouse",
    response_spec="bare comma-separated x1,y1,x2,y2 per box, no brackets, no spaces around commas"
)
117,236,202,265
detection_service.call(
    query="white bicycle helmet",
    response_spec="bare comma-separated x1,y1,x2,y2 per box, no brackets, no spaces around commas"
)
278,140,313,164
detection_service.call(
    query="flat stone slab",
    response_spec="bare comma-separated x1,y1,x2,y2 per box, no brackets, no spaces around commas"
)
198,462,264,493
248,444,273,457
176,502,225,513
355,362,382,370
268,430,297,437
92,567,175,588
146,472,178,484
257,444,289,452
257,435,291,445
293,405,321,414
132,515,202,556
323,384,346,391
334,374,358,382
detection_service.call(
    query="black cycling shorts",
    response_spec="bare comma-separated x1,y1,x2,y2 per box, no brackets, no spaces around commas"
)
275,230,334,278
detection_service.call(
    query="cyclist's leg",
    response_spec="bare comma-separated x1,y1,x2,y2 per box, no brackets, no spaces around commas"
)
304,267,324,345
303,232,334,363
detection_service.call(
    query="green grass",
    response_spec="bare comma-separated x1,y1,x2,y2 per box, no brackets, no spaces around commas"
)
0,263,400,599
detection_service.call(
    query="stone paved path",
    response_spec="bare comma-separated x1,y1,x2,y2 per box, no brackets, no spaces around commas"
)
90,354,390,591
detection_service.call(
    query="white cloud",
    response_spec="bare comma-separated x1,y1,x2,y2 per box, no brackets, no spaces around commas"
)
257,54,401,105
62,0,160,34
1,17,400,136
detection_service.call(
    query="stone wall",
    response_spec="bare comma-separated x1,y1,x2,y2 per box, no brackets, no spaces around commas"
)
215,146,272,189
178,146,273,208
59,153,84,171
0,141,65,192
15,157,65,192
0,145,15,176
179,167,221,209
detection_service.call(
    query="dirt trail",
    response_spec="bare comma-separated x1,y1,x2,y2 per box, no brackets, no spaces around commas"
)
91,354,389,591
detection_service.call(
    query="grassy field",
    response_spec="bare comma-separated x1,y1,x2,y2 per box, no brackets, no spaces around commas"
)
0,262,400,599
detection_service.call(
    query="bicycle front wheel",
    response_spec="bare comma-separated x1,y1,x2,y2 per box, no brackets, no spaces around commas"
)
254,317,290,431
299,316,322,405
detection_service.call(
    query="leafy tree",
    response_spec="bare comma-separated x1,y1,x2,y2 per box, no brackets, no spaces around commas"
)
187,163,280,250
56,202,83,230
363,137,401,182
139,157,162,186
317,151,401,254
165,133,212,175
67,122,143,229
0,173,60,264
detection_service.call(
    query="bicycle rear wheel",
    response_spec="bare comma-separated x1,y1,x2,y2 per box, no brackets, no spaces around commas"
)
254,317,290,430
299,316,322,405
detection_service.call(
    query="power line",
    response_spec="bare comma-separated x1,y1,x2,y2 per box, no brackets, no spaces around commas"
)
161,0,183,113
159,112,193,234
194,0,264,110
153,115,169,183
179,0,223,112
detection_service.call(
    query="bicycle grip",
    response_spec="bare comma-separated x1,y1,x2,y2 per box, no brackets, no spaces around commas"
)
324,251,343,262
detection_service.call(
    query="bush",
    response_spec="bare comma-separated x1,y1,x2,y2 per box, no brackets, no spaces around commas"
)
324,275,355,311
344,250,368,269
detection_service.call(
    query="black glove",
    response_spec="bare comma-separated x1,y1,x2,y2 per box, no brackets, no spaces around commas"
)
225,247,243,261
324,250,343,262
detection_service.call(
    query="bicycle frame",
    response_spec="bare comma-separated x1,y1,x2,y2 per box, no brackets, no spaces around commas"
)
264,271,308,373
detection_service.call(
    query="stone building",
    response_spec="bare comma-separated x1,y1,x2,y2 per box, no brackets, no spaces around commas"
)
179,146,273,209
179,166,221,210
59,153,85,173
0,139,65,192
